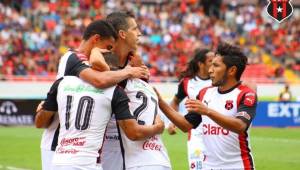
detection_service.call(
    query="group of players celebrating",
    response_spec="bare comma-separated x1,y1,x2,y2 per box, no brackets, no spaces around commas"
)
35,11,257,170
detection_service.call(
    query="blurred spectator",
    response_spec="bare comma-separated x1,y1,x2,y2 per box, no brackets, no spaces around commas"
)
279,84,293,102
0,0,299,83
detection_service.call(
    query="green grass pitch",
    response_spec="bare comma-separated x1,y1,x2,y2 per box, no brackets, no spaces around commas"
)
0,127,300,170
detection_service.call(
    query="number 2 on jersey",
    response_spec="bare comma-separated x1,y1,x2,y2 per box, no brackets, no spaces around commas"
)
133,91,158,125
65,95,94,130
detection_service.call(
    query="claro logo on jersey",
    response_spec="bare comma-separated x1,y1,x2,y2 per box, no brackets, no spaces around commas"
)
0,101,18,115
203,124,229,135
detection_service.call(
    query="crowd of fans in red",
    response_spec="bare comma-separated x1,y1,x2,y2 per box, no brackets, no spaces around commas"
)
0,0,299,81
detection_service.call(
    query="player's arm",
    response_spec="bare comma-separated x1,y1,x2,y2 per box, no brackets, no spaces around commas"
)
65,53,149,88
117,115,164,141
89,47,110,71
185,91,257,134
112,87,164,141
35,110,56,128
154,88,201,132
167,80,187,134
35,78,62,128
79,66,149,88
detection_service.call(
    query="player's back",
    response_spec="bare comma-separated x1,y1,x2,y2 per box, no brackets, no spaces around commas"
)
53,76,116,166
120,78,171,169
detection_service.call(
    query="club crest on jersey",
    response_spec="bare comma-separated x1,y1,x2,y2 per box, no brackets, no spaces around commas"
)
225,100,233,110
266,0,293,23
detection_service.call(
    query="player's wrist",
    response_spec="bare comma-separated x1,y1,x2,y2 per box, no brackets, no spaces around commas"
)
206,107,212,116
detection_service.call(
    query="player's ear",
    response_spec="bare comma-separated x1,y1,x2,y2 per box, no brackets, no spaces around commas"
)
92,34,101,43
118,30,126,40
228,66,237,77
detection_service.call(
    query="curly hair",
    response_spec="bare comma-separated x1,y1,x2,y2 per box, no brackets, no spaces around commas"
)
216,42,248,81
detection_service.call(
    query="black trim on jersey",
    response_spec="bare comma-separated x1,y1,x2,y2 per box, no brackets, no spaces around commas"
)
43,78,63,111
218,81,242,94
118,79,128,89
184,112,202,129
111,86,135,120
64,53,89,77
116,122,126,170
175,80,187,102
244,132,254,169
51,124,60,151
236,95,258,129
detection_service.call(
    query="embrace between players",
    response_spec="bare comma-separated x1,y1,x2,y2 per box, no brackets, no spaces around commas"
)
35,11,257,170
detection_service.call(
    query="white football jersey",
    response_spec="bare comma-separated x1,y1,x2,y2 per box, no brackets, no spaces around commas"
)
41,51,89,151
199,84,256,169
179,76,211,140
53,76,116,165
41,76,134,166
176,76,211,170
119,78,171,169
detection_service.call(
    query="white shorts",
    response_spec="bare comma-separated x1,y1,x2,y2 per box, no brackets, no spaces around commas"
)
101,150,123,170
187,129,205,170
41,149,55,170
127,165,171,170
52,164,103,170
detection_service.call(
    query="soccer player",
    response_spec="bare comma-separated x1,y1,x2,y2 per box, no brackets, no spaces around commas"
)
35,19,148,170
35,72,164,170
101,11,148,170
168,49,214,170
156,42,257,169
116,54,171,170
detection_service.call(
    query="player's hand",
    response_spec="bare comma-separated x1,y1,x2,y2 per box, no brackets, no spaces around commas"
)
167,123,177,135
185,99,210,115
153,115,165,134
124,65,149,79
36,101,44,113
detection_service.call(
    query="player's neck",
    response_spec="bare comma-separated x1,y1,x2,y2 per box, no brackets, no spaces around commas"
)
198,70,210,80
218,79,240,92
77,41,91,58
114,41,131,67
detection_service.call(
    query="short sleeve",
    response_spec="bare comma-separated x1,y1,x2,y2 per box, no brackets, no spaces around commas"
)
64,53,90,77
175,79,187,101
236,91,257,127
43,78,63,111
111,86,135,120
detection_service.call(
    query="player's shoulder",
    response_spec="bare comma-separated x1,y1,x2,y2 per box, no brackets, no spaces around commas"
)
237,83,257,95
197,85,214,100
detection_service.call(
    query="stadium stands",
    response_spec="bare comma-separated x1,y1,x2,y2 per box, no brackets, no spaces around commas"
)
0,0,299,83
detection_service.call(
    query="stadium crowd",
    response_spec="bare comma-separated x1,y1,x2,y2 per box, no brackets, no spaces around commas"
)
0,0,299,81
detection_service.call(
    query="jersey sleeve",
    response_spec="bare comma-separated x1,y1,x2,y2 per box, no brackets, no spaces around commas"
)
43,78,63,111
184,112,202,129
175,79,187,101
64,53,90,77
236,91,257,128
111,86,135,120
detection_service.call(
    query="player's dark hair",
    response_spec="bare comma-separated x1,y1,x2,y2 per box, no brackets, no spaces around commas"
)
180,49,210,79
106,11,135,33
216,42,247,81
83,20,117,40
